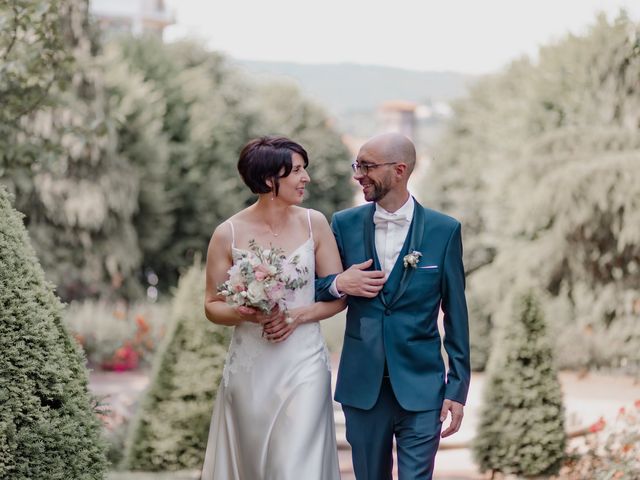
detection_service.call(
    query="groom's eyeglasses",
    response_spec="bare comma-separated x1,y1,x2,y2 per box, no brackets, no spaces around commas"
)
351,162,397,175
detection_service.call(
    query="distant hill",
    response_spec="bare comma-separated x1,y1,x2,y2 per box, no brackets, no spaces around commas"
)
234,60,474,114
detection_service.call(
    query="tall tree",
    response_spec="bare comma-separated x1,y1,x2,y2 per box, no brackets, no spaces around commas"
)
1,0,146,301
115,36,353,289
2,24,353,302
0,0,73,143
424,12,640,370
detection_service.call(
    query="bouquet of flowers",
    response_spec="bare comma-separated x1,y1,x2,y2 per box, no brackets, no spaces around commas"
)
218,240,308,315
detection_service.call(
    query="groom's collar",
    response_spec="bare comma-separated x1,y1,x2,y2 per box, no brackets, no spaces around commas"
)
375,193,415,219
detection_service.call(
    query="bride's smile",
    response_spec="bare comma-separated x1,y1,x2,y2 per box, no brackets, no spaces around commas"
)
274,153,310,205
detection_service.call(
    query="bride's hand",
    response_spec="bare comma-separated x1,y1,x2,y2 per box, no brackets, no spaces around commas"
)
236,305,280,324
262,307,305,343
235,305,259,323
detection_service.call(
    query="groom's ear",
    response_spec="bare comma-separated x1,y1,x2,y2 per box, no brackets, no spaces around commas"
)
394,162,408,177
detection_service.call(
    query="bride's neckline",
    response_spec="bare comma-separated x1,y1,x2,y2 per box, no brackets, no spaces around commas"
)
231,236,313,260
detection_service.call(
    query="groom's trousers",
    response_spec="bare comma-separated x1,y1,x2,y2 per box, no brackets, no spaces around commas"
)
342,378,442,480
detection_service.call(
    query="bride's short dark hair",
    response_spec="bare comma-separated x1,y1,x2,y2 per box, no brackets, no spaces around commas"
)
237,136,309,195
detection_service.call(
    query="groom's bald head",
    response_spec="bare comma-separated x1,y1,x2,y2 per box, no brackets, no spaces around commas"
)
361,133,416,176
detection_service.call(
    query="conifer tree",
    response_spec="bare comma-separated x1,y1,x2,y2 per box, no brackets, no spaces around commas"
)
122,263,230,470
0,187,107,479
473,289,565,477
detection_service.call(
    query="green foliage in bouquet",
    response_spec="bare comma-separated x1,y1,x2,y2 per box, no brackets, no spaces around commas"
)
473,289,566,477
0,187,107,479
122,263,231,471
424,12,640,371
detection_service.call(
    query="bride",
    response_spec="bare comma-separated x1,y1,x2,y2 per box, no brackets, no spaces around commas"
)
201,136,345,479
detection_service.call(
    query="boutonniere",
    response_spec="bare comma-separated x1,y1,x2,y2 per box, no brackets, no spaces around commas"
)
403,250,422,269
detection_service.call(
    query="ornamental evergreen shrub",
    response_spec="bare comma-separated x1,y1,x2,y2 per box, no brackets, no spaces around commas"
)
473,289,566,477
0,187,107,479
122,263,231,471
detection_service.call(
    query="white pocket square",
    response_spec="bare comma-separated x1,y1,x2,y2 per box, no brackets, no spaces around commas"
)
418,265,439,269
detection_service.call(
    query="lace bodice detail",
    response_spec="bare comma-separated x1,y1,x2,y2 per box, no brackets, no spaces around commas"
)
221,233,330,387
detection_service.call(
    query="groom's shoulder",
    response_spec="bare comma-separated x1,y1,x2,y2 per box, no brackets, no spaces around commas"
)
422,206,461,231
332,203,370,223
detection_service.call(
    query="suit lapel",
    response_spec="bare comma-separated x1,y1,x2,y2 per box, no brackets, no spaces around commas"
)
387,199,425,308
362,204,388,307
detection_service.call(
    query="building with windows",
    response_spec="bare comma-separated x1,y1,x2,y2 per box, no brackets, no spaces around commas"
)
377,100,417,141
90,0,174,37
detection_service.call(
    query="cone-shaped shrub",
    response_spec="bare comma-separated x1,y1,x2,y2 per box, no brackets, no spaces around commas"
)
123,263,230,470
0,187,107,479
473,289,566,477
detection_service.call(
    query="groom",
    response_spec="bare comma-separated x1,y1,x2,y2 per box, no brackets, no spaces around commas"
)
316,133,470,480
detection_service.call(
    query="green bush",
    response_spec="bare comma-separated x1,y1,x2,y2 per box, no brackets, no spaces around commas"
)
122,263,230,471
0,187,107,479
473,289,566,477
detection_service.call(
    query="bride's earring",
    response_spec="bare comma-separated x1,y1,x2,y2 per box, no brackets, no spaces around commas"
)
266,179,275,200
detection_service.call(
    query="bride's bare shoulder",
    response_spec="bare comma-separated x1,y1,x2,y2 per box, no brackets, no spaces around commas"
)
211,209,250,242
223,207,258,226
306,208,330,228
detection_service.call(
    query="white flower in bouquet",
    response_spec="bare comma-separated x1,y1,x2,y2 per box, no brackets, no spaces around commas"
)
247,280,266,304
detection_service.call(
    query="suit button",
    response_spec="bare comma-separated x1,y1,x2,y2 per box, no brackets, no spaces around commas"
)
384,309,391,315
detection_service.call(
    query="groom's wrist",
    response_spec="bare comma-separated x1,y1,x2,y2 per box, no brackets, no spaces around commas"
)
329,275,345,298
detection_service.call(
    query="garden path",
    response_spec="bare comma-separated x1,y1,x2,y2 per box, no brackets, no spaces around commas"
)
91,354,640,480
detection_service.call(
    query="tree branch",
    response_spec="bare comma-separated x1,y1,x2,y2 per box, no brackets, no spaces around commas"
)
0,4,21,62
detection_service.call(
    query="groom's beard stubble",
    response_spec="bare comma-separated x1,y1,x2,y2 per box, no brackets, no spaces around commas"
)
364,175,393,203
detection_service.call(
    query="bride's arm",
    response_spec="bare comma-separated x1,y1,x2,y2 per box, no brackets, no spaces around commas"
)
204,223,274,326
289,210,346,323
264,211,345,341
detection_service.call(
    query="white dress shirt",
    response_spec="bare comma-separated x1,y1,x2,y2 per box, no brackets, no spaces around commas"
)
330,195,415,296
374,195,414,275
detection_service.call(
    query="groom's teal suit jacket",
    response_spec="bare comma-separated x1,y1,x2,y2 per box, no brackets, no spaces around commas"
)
316,199,470,411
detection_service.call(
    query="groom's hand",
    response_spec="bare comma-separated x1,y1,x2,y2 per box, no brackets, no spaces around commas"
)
336,259,386,298
440,399,464,438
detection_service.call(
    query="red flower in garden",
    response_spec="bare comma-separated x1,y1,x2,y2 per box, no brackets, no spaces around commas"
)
102,341,139,372
588,417,606,433
635,399,640,409
135,314,150,334
73,333,85,346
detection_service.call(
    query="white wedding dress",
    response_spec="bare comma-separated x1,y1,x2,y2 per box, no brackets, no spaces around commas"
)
201,212,340,479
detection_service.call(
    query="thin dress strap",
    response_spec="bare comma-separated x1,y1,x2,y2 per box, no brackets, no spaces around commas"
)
227,220,236,248
306,209,313,240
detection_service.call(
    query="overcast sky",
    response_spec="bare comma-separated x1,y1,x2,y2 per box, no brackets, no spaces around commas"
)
162,0,639,74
